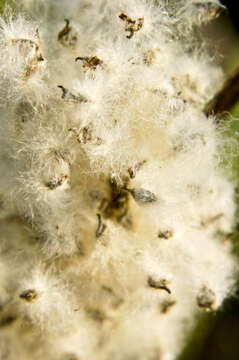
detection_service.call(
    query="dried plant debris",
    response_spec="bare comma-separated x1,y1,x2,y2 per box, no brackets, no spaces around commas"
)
148,277,171,294
77,126,92,144
222,232,234,244
46,175,68,190
58,85,87,103
196,286,216,310
158,230,173,239
126,188,157,204
68,126,101,145
26,50,44,78
58,19,78,48
128,160,146,179
19,289,38,303
200,213,224,227
75,56,104,70
96,213,106,238
160,300,176,314
9,37,44,78
70,125,93,144
119,13,144,39
101,177,132,229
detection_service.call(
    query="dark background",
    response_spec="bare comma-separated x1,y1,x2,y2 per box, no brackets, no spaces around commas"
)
221,1,239,31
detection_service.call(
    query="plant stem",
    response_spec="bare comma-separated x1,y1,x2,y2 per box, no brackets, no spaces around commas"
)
204,65,239,118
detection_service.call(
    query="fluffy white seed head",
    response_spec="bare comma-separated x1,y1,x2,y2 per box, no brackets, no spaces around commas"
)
0,1,238,360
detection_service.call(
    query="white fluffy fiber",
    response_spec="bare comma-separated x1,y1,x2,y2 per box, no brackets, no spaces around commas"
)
0,1,238,359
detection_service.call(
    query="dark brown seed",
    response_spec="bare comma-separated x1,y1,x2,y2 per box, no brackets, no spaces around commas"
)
19,289,38,302
148,277,171,294
119,13,144,39
75,56,104,70
160,300,176,314
158,230,173,239
58,19,78,48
